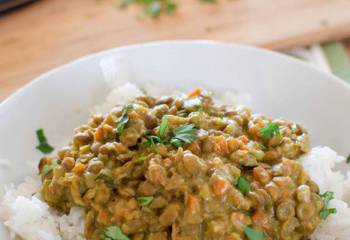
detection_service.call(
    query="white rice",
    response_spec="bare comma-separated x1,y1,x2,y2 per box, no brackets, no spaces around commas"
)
1,58,349,239
0,177,84,240
300,147,350,240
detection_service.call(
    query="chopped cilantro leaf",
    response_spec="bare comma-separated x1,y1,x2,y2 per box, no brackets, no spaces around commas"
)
116,115,129,135
235,176,251,194
320,208,337,219
244,226,264,240
36,129,54,154
146,1,161,17
116,104,134,135
159,116,169,138
118,0,178,17
170,138,183,148
136,156,148,162
41,162,58,177
143,136,161,148
101,225,129,240
118,0,134,8
320,191,337,219
170,124,197,148
259,122,280,140
137,196,154,207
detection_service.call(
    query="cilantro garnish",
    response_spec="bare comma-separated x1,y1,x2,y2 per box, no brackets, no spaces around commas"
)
346,154,350,164
143,135,161,147
41,162,58,177
101,225,129,240
320,191,337,219
170,124,197,148
119,0,177,17
36,128,54,154
118,0,215,17
235,176,251,194
159,116,169,138
136,156,148,162
259,122,281,140
116,104,134,135
244,226,264,240
137,196,154,207
142,123,197,149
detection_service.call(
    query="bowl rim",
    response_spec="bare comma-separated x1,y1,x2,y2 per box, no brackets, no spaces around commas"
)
1,40,350,110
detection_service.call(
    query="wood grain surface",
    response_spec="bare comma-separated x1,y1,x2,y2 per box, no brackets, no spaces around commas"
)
1,0,350,100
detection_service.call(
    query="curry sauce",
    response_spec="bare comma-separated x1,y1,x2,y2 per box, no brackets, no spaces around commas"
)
39,89,325,240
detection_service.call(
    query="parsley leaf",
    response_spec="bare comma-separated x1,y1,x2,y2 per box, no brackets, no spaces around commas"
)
41,162,58,177
347,154,350,164
320,191,337,219
320,208,337,219
235,176,251,194
118,0,135,8
116,115,129,135
116,104,134,135
170,138,183,148
101,225,129,240
259,122,281,140
118,0,177,17
36,129,54,154
137,196,154,207
143,135,161,147
170,124,198,148
146,1,161,17
159,116,169,138
244,226,264,240
165,0,177,14
136,156,148,162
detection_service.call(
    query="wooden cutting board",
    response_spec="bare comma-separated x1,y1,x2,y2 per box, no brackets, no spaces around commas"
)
1,0,350,100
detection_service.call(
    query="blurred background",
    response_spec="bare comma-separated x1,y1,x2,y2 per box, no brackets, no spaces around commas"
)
1,0,350,101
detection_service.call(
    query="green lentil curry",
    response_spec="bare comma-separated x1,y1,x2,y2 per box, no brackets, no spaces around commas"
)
39,88,326,240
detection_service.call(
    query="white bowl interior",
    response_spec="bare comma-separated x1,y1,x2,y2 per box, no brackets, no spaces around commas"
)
0,41,350,238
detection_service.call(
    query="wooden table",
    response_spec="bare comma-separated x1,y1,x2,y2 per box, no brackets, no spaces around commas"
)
1,0,350,100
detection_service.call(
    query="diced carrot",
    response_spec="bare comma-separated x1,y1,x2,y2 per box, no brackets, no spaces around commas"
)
248,125,260,136
186,194,200,213
94,127,104,142
72,163,86,175
239,135,249,144
252,210,270,230
239,145,249,150
104,114,115,125
217,137,229,155
97,208,110,225
227,137,241,152
212,178,230,197
114,204,126,222
188,87,203,98
253,166,271,183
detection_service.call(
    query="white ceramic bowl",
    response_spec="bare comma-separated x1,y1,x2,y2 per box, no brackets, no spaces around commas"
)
0,41,350,238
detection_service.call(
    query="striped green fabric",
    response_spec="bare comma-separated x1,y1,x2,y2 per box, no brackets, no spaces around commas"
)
322,41,350,83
